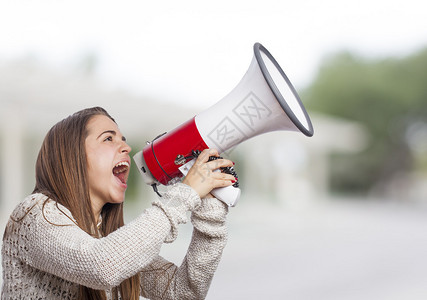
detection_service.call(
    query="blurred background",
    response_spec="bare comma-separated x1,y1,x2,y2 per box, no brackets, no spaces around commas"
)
1,0,427,299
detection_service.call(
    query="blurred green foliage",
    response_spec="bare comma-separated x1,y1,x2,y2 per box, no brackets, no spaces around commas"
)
304,47,427,194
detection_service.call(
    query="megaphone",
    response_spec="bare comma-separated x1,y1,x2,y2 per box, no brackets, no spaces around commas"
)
133,42,314,207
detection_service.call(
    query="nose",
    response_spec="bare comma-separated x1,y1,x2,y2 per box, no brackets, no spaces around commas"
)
121,141,132,153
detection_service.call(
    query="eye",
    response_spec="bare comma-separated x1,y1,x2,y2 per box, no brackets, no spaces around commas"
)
104,136,113,142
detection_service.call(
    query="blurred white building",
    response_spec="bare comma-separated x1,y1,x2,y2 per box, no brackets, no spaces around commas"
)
0,59,367,227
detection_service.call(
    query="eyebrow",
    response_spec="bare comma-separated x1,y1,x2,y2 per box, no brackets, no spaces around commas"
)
97,130,127,141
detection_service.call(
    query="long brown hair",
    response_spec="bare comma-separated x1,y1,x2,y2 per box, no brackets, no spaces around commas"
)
33,107,140,300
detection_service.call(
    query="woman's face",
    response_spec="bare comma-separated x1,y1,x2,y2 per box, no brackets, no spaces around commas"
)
85,115,132,209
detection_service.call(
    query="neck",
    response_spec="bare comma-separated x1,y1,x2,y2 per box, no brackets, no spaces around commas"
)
91,199,104,225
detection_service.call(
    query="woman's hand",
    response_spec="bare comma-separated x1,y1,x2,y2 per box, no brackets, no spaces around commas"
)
182,149,236,198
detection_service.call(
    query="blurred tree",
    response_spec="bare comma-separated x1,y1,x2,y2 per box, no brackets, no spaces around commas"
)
304,47,427,194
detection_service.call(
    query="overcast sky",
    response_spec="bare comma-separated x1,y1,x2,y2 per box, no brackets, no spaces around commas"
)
0,0,426,108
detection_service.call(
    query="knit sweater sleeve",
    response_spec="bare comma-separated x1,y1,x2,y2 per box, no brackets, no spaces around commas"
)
11,183,200,290
140,197,229,300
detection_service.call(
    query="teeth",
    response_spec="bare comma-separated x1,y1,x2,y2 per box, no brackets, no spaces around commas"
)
115,161,129,168
113,161,129,174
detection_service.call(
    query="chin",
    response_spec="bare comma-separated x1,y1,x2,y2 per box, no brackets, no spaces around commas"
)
116,195,126,204
109,193,126,205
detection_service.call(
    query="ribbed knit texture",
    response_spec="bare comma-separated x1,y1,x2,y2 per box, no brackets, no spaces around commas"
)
1,183,228,299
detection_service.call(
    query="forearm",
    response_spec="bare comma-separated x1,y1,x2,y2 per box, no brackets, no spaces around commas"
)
179,198,229,298
25,205,171,289
141,197,228,299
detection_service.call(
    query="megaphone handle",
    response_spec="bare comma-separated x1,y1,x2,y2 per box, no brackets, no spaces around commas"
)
211,185,241,207
178,158,241,207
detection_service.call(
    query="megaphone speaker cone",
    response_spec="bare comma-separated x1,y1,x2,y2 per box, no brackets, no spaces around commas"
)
254,43,314,137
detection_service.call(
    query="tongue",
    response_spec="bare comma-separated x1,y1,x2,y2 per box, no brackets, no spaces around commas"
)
113,164,128,184
114,172,126,184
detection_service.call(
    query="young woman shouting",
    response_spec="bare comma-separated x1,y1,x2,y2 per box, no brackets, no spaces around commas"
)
2,107,235,299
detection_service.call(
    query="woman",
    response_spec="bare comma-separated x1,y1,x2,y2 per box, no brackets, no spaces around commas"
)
1,107,236,299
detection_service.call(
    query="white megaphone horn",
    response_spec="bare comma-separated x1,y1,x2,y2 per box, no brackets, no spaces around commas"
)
133,42,314,207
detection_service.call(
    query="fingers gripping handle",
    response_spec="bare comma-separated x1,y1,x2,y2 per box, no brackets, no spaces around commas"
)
133,151,241,206
179,159,241,207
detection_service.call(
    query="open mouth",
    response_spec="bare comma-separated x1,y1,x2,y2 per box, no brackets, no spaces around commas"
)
113,161,130,184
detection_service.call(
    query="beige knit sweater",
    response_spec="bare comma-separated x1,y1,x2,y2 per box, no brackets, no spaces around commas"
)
1,183,228,299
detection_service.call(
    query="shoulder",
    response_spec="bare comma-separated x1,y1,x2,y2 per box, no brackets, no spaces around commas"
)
10,193,76,226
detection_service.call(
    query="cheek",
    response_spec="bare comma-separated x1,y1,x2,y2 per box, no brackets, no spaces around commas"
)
86,149,97,173
88,155,106,176
86,147,114,178
86,148,103,176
